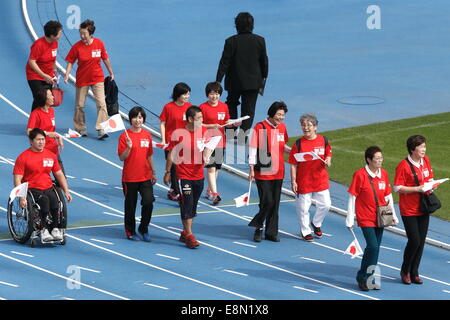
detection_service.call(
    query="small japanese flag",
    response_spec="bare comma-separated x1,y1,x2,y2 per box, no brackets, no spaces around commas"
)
234,180,252,207
294,152,323,162
152,141,168,149
344,238,364,259
100,114,126,133
197,136,222,152
64,128,81,138
9,182,28,202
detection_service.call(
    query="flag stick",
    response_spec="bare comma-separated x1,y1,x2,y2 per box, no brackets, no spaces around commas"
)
247,179,252,205
124,128,130,140
350,228,357,240
311,151,326,163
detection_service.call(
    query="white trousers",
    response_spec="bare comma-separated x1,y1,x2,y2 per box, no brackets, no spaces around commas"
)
295,189,331,237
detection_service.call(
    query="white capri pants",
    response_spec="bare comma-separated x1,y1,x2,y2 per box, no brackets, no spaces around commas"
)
295,189,331,237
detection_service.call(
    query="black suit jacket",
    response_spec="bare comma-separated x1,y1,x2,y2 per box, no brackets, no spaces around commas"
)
216,32,269,91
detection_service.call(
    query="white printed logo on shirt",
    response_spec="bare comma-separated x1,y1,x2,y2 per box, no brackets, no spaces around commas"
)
92,49,102,58
217,112,226,121
378,181,386,190
43,158,54,167
277,133,285,142
182,114,186,121
140,139,150,148
52,49,57,57
422,169,429,178
314,147,325,156
51,118,55,126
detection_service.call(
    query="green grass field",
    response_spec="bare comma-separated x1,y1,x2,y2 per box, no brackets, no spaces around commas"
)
287,112,450,221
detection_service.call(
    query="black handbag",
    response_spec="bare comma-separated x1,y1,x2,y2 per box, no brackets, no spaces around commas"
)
406,159,441,214
253,122,272,171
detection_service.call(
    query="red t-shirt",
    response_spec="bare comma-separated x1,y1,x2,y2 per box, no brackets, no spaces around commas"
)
118,129,154,182
168,126,207,180
348,167,392,227
250,120,288,180
65,38,108,87
288,134,332,194
394,156,434,216
13,148,60,190
199,101,230,148
27,107,59,156
26,37,58,81
159,101,192,150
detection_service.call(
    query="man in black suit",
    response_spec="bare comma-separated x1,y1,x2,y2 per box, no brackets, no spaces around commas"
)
216,12,269,138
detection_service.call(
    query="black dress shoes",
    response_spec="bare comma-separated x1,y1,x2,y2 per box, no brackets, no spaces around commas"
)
253,229,262,242
265,235,280,242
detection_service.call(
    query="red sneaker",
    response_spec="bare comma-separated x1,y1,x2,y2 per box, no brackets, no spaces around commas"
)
185,234,200,249
311,222,323,238
179,230,188,243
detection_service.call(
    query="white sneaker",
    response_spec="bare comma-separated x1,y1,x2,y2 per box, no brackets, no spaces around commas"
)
41,229,53,242
51,228,63,241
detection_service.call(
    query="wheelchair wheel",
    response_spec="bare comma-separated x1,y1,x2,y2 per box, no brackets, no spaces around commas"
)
53,185,67,229
7,194,35,244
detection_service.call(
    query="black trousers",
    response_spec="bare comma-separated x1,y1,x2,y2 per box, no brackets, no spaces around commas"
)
165,150,180,195
28,80,52,111
30,188,59,230
248,179,283,237
401,214,430,277
225,89,259,133
122,180,155,235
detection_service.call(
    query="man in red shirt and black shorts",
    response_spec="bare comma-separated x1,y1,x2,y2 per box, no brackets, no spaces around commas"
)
164,106,215,249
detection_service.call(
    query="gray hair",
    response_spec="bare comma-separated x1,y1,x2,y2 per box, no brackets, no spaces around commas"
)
300,113,318,126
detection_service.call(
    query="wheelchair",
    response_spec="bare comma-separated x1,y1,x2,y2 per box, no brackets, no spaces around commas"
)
7,184,67,247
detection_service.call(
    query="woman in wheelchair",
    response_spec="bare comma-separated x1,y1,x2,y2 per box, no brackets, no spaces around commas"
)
13,128,72,242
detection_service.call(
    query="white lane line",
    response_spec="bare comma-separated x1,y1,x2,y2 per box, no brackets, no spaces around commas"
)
293,286,319,294
82,178,108,186
0,297,6,300
380,275,396,280
156,253,180,261
443,290,450,294
242,216,253,220
322,233,333,237
10,251,34,258
223,269,248,277
380,246,401,252
102,211,122,218
0,281,19,288
233,241,257,248
167,226,183,232
0,252,127,300
300,257,326,264
61,297,76,300
66,175,75,179
90,239,114,245
77,266,101,274
66,234,254,300
114,187,123,190
144,283,169,290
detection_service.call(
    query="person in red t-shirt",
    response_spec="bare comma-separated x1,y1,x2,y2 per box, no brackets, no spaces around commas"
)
346,146,398,291
26,21,62,111
27,88,65,175
13,128,72,242
159,82,192,201
248,102,289,243
288,113,332,242
394,135,437,285
118,107,156,242
164,106,214,249
64,19,114,139
200,81,240,205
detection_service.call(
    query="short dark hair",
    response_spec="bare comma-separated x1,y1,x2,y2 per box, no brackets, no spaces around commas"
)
80,19,96,35
185,106,202,122
205,81,223,97
406,135,427,155
171,82,191,101
235,12,254,33
128,106,146,124
44,20,62,38
29,128,46,140
267,101,288,118
35,88,50,108
365,146,382,165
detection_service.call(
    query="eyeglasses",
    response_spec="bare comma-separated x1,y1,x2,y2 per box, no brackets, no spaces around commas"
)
301,124,315,128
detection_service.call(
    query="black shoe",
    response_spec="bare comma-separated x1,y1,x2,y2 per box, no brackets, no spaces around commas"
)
253,229,262,242
265,235,280,242
357,280,369,292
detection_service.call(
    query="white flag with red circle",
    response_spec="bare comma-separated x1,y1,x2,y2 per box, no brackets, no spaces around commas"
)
344,238,363,259
100,114,126,133
9,182,28,202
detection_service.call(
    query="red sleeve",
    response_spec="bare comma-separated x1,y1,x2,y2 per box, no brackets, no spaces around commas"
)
159,105,168,122
394,161,407,186
13,154,25,176
65,43,78,63
325,137,332,157
249,123,261,149
100,40,109,60
51,154,61,173
348,170,363,197
383,169,392,196
424,156,434,180
224,103,230,121
117,132,127,156
288,142,298,165
29,40,43,61
27,110,39,129
147,133,154,157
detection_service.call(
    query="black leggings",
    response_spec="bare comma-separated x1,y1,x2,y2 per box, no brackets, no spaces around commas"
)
401,214,429,277
30,188,59,230
122,180,155,235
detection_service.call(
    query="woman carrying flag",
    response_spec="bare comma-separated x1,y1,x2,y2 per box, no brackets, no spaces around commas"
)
346,146,398,291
